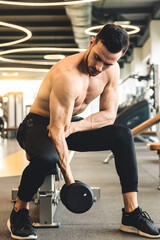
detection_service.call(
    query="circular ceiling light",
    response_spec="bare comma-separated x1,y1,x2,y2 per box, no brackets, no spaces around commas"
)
0,56,56,65
84,24,140,36
0,0,99,6
0,47,86,66
2,72,19,77
44,54,65,60
0,21,32,47
0,47,86,56
121,24,140,35
0,67,49,72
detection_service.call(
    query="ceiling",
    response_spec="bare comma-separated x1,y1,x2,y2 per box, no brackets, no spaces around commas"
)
0,0,160,80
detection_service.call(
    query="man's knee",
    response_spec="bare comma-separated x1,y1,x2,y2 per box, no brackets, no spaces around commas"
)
28,150,58,172
114,125,133,144
41,152,58,170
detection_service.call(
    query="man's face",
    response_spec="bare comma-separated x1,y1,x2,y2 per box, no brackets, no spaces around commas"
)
86,39,123,77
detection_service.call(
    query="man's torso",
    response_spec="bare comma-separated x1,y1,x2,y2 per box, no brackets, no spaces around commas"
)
30,52,114,117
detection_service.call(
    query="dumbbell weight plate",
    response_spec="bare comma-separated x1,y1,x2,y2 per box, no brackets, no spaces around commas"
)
64,181,94,214
60,180,82,208
60,183,68,207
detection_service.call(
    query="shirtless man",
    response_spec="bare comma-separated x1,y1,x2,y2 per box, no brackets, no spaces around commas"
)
8,23,160,239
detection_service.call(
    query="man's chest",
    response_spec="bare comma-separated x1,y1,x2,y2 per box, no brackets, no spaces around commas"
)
75,77,107,107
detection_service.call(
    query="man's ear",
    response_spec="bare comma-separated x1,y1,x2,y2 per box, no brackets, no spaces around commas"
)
89,37,95,47
121,51,125,57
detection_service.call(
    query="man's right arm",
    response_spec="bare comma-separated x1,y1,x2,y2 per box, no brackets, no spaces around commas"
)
48,75,79,185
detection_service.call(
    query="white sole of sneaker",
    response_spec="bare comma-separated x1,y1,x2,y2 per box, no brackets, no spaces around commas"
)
7,218,37,239
120,223,160,239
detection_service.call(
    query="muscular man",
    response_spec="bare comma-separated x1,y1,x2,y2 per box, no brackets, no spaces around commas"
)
8,24,160,239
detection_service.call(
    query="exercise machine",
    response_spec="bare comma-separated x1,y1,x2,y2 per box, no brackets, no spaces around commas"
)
115,64,155,130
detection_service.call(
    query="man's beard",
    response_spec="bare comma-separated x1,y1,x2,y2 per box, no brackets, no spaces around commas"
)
86,49,101,76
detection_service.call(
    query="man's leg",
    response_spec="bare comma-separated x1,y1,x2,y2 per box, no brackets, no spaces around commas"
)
8,114,58,239
123,192,138,212
14,198,29,212
67,124,138,194
66,124,160,238
14,153,30,212
67,124,139,210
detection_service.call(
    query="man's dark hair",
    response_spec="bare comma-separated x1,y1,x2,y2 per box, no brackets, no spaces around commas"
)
95,23,129,55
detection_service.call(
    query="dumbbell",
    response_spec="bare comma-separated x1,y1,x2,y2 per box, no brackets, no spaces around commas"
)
60,180,94,214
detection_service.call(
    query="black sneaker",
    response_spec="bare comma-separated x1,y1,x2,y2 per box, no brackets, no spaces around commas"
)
120,207,160,238
7,208,37,239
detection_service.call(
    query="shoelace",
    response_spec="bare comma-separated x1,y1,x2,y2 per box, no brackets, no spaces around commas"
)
138,210,154,223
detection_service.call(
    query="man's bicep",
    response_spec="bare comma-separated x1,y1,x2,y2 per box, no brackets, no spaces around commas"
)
100,83,119,114
49,89,74,130
100,64,119,113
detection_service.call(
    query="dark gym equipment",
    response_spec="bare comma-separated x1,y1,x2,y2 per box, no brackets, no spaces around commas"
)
60,180,94,214
116,64,153,122
115,99,150,129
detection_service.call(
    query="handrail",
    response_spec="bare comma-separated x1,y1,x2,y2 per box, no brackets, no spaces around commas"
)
132,113,160,136
147,142,160,150
4,127,18,130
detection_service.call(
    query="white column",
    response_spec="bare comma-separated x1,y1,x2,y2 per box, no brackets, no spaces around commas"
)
150,20,160,69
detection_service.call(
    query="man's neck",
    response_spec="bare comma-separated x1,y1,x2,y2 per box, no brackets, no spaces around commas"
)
78,49,89,75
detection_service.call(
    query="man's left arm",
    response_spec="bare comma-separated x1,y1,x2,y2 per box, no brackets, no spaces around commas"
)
65,64,120,137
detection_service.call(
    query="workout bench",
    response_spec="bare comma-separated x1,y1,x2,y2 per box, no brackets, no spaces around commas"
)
12,151,101,228
147,143,160,190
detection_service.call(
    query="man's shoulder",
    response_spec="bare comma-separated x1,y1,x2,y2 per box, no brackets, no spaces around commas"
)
100,63,120,88
108,62,120,73
50,64,82,97
51,54,81,75
105,62,120,79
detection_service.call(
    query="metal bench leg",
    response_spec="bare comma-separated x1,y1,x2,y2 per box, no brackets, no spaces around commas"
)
33,174,60,228
103,152,114,164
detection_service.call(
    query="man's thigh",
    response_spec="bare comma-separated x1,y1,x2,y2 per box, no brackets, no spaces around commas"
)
66,124,120,152
21,123,58,163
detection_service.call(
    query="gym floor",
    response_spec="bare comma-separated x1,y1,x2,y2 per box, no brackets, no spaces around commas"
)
0,138,160,240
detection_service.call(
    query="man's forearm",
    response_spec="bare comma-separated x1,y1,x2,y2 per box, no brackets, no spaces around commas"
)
54,138,74,185
49,129,74,184
71,110,116,134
